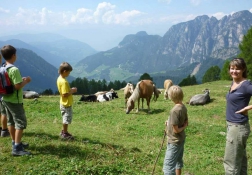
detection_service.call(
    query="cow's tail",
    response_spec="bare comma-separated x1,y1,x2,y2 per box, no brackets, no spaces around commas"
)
153,85,159,102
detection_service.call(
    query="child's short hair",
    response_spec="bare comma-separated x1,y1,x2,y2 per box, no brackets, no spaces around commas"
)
168,85,184,103
58,62,73,74
1,45,16,60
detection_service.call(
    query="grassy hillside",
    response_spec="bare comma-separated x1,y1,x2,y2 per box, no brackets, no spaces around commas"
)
1,80,251,175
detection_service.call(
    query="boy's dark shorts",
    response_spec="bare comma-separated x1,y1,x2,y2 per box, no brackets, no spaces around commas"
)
0,100,7,116
2,101,27,129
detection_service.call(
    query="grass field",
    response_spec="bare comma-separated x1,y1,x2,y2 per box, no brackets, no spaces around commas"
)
0,80,252,175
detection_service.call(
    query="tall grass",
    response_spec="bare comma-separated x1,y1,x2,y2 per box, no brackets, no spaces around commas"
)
0,80,251,175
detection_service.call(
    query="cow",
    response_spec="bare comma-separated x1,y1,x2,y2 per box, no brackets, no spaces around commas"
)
23,90,40,99
94,91,107,96
97,94,111,102
189,89,210,105
164,79,173,100
106,91,119,99
123,83,134,108
79,94,97,102
126,80,155,114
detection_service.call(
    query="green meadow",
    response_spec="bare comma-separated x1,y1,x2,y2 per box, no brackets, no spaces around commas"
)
0,80,252,175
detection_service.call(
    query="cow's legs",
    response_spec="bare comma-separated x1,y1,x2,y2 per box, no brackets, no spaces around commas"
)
136,98,140,113
147,98,151,113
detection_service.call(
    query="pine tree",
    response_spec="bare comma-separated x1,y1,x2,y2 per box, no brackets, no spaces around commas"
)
202,66,220,83
238,27,252,80
220,60,231,80
139,73,153,81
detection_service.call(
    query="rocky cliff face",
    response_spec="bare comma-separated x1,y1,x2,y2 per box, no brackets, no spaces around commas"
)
160,10,252,66
75,10,252,81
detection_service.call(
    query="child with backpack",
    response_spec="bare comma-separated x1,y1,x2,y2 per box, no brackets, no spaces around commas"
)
0,45,31,156
0,54,10,137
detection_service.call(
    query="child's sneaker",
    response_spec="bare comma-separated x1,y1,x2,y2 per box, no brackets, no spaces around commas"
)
12,141,29,149
1,129,10,137
60,131,74,140
12,144,31,156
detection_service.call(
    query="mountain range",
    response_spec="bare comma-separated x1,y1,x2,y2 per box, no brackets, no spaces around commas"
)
73,10,252,86
0,10,251,91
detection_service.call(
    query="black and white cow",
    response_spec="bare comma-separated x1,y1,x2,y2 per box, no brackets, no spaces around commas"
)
107,91,119,99
79,94,97,102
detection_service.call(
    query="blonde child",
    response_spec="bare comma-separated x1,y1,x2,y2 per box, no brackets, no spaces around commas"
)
163,85,188,175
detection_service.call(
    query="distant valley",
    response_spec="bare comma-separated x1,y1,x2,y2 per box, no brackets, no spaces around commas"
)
0,10,251,91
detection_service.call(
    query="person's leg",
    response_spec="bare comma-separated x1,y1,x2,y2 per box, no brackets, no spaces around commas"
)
8,125,15,140
61,105,72,134
63,124,68,133
240,123,250,175
1,114,10,137
1,114,7,129
60,105,73,139
176,169,181,175
175,141,185,175
163,143,179,175
224,122,250,175
15,129,23,144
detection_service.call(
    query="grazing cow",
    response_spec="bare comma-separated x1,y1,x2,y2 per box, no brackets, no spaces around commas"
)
79,94,97,102
23,91,40,99
164,79,173,100
123,83,134,108
140,83,160,109
189,89,210,105
126,80,155,114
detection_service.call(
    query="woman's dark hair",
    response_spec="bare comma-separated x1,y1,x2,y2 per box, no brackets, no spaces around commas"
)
229,58,247,78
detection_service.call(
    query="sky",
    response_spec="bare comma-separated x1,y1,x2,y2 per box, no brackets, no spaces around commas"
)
0,0,251,51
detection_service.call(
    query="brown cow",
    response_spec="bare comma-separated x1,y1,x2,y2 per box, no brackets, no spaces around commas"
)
164,79,173,100
126,80,154,114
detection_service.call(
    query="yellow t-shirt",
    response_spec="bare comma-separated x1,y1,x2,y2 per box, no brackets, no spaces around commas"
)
57,76,73,107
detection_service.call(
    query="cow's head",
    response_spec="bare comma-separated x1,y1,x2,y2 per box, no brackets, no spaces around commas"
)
126,99,135,114
112,92,119,99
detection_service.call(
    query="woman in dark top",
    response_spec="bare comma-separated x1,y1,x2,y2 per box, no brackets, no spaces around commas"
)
224,58,252,175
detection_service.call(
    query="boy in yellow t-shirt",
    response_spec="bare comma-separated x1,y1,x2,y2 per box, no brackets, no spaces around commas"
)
57,62,77,140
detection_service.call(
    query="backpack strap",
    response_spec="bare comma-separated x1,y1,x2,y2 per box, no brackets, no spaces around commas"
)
4,64,14,69
3,64,19,103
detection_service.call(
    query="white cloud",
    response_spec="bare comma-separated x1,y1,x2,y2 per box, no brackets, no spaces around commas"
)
210,12,227,20
160,14,197,24
114,10,142,25
1,2,144,27
190,0,201,6
250,8,252,13
158,0,172,4
0,7,10,13
70,8,92,23
93,2,116,23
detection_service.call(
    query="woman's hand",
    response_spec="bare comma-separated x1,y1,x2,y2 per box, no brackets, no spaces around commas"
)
235,106,251,115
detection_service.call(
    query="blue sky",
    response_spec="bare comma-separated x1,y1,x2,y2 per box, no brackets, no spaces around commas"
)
0,0,251,51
